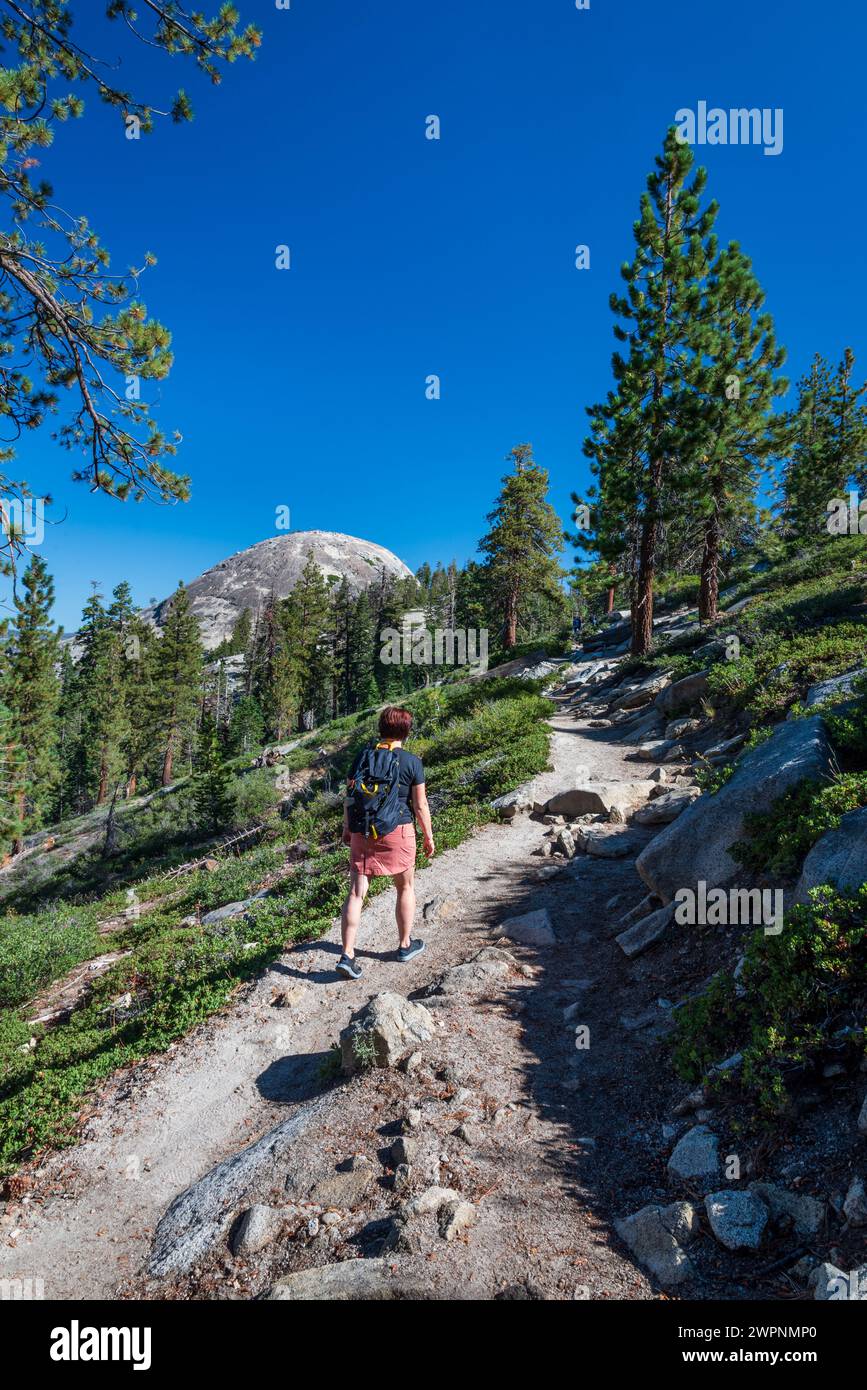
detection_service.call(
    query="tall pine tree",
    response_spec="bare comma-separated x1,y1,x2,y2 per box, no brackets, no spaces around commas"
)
479,444,564,649
2,554,60,843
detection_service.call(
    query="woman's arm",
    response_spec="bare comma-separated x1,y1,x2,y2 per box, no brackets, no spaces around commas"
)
411,783,435,858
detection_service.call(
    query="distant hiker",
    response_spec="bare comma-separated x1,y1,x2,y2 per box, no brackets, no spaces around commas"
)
338,706,435,979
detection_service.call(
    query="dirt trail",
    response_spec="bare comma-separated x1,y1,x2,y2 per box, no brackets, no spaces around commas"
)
1,678,672,1301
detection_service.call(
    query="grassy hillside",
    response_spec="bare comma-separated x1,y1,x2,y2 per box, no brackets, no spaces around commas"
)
0,675,555,1178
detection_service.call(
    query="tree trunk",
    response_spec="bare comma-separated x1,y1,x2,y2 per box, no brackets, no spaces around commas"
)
96,758,109,805
11,788,24,856
605,585,616,615
162,742,174,786
698,509,722,623
504,590,518,649
631,514,655,655
126,773,137,799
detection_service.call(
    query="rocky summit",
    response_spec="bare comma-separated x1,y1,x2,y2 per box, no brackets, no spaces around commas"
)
144,530,412,649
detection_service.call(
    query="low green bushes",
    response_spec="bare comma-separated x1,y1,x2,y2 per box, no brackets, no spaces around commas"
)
0,906,100,1008
673,886,867,1118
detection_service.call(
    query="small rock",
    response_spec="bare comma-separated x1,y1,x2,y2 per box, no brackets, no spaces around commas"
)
403,1185,461,1218
616,902,676,959
500,908,556,947
614,1201,698,1289
389,1136,418,1166
667,1125,720,1182
438,1199,476,1242
749,1182,825,1238
340,992,434,1073
392,1163,412,1193
231,1204,284,1257
705,1190,768,1251
455,1122,482,1145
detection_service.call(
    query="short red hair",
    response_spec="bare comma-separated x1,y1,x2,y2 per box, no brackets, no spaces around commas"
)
379,706,413,741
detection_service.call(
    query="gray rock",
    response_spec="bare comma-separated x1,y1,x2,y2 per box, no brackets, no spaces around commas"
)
555,827,576,858
616,902,676,959
667,1125,720,1183
340,992,434,1073
636,718,833,904
630,739,675,761
633,789,701,826
500,908,556,947
309,1157,375,1209
705,1190,768,1251
843,1177,867,1227
403,1185,461,1218
860,1095,867,1136
389,1136,418,1166
148,1101,322,1278
491,787,534,818
438,1198,476,1241
392,1163,412,1193
266,1258,438,1301
614,1201,699,1289
577,824,646,858
544,781,654,819
424,947,515,1001
795,806,867,904
611,670,672,711
655,670,710,717
803,666,867,710
231,1203,285,1257
749,1182,825,1237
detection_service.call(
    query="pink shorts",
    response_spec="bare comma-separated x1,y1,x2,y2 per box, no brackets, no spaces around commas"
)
350,822,416,877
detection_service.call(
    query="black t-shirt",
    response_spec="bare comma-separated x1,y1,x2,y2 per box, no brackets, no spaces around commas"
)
349,746,425,826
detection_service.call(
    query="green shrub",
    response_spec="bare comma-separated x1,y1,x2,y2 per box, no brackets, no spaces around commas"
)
731,772,867,878
0,906,100,1008
673,886,867,1117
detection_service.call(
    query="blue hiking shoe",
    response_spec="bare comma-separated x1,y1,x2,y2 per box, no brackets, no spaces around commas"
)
397,938,426,964
336,954,363,980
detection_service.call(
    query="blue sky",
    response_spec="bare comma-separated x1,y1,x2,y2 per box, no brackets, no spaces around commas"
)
13,0,867,631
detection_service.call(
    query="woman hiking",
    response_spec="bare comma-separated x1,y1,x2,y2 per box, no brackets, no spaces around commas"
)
338,705,435,980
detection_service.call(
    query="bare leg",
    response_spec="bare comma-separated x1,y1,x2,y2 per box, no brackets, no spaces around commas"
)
341,867,369,958
392,867,416,949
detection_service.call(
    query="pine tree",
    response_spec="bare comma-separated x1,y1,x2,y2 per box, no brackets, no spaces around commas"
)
479,444,564,649
346,591,379,711
251,596,300,742
594,129,719,654
70,588,128,807
192,713,235,832
777,352,867,539
149,584,203,786
688,243,787,620
0,698,26,859
2,555,60,841
228,695,265,757
283,556,335,729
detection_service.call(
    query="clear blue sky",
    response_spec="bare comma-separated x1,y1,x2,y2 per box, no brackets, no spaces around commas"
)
16,0,867,631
